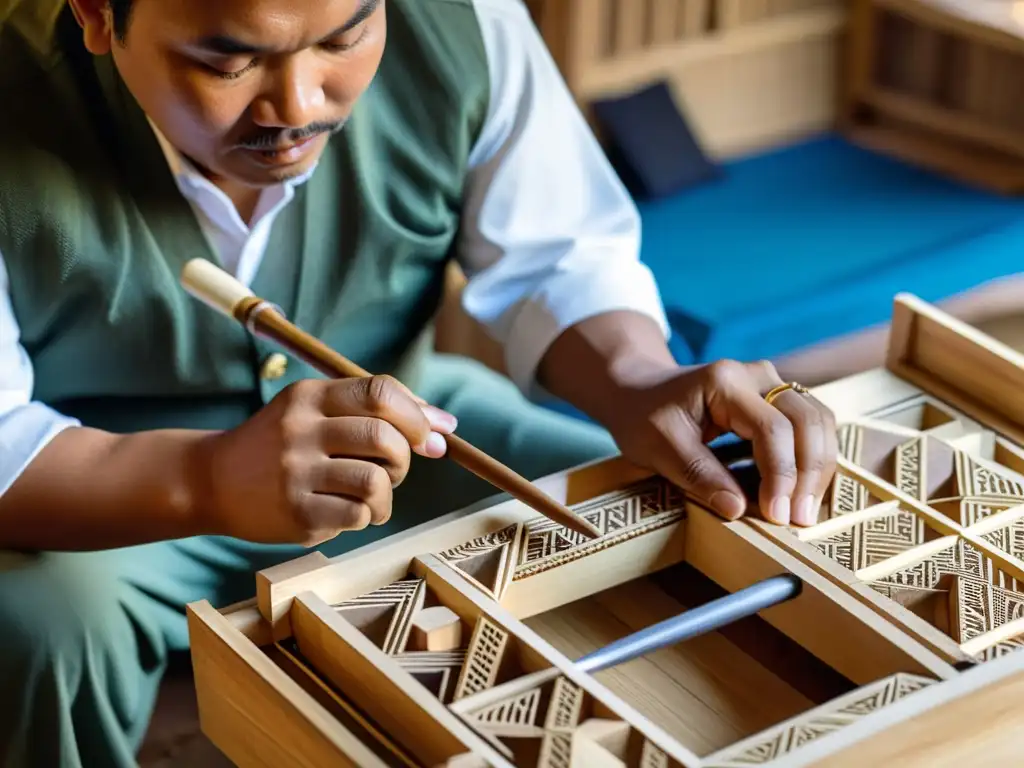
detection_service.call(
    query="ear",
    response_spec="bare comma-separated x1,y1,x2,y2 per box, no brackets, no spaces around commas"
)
67,0,114,55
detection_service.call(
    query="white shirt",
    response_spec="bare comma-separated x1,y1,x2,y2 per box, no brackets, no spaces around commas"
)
0,0,669,495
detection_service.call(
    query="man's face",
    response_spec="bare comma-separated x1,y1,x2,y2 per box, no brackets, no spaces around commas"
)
84,0,385,187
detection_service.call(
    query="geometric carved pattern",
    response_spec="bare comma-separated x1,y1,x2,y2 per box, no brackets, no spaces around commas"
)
702,673,936,766
513,479,686,580
460,675,584,765
951,578,1024,646
828,472,876,518
396,650,467,705
333,578,426,655
978,635,1024,662
812,507,929,573
453,615,509,702
870,538,1016,593
982,519,1024,561
866,536,1024,655
838,419,1024,526
436,524,524,601
459,673,672,768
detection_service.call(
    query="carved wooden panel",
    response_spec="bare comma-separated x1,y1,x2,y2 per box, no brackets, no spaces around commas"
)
768,396,1024,663
701,673,936,767
450,670,683,768
434,478,686,596
810,506,931,573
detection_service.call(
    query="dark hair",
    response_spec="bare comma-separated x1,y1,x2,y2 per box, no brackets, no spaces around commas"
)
108,0,132,40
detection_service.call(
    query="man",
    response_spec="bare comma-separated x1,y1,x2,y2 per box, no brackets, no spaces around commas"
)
0,0,837,764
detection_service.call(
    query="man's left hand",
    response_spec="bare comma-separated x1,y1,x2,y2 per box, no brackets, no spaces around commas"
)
602,359,838,527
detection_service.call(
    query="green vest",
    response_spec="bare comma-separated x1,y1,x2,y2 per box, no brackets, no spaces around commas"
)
0,1,490,433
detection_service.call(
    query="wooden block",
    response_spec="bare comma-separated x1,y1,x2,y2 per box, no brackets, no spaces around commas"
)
410,606,463,652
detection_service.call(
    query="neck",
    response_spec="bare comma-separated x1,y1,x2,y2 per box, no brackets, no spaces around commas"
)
185,154,264,226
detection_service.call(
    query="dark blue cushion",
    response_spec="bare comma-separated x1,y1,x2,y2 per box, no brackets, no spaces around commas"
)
591,80,722,201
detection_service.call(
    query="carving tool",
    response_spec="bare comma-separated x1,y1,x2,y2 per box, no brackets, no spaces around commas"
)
179,258,603,539
575,574,802,673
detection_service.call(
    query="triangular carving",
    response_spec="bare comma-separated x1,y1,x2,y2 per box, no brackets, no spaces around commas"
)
838,424,909,479
950,577,1024,646
334,578,425,655
981,516,1024,561
395,650,466,705
436,525,523,601
812,507,928,573
826,473,882,519
956,453,1024,501
467,686,542,733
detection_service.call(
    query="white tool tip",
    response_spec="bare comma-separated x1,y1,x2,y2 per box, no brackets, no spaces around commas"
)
180,258,253,317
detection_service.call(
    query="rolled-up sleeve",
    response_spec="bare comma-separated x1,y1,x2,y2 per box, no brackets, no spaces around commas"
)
457,0,670,398
0,252,81,496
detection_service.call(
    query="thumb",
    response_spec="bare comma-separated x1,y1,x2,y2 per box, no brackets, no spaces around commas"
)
656,433,748,521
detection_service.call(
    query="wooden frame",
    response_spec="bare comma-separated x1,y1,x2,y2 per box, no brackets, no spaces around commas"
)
528,0,846,160
188,293,1024,766
841,0,1024,193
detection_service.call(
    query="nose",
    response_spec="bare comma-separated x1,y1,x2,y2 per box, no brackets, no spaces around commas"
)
250,57,327,129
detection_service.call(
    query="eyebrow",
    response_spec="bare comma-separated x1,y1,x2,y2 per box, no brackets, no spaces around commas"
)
194,0,380,55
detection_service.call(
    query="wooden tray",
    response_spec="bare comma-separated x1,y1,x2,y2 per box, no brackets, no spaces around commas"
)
187,293,1024,766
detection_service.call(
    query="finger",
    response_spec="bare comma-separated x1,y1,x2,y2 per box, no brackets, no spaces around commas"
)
768,390,829,527
311,458,395,526
296,493,374,539
321,376,448,458
370,376,458,433
421,404,458,435
723,386,799,525
317,416,413,487
653,410,748,521
818,401,840,506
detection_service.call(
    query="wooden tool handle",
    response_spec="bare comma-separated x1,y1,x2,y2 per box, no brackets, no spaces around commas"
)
181,258,602,539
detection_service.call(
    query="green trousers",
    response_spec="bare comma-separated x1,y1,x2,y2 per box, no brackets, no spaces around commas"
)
0,355,617,768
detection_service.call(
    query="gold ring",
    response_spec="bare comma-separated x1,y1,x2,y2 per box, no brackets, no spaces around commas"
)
764,381,810,406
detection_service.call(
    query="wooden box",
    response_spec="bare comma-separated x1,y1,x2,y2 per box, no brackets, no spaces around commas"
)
187,294,1024,767
528,0,846,160
842,0,1024,193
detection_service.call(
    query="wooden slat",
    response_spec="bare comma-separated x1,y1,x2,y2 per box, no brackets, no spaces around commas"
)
289,592,513,767
844,120,1024,194
187,601,389,768
864,87,1024,160
887,295,1024,445
649,0,680,44
612,0,646,53
685,504,960,683
678,0,708,38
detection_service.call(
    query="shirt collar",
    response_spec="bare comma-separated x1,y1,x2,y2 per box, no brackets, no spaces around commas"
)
147,118,318,232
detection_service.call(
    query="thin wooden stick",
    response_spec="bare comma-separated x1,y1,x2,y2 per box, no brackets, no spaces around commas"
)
180,258,602,539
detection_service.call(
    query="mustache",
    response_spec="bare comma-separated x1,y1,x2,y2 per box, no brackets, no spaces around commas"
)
237,119,346,150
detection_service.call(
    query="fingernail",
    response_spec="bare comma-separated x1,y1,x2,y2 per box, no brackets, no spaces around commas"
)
710,491,745,520
769,496,791,525
793,495,818,527
422,431,448,458
422,405,457,433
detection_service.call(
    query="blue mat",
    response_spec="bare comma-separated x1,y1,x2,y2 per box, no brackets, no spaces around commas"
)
637,134,1024,366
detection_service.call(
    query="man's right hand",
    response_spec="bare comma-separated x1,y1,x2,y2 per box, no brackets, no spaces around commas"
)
198,375,457,546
